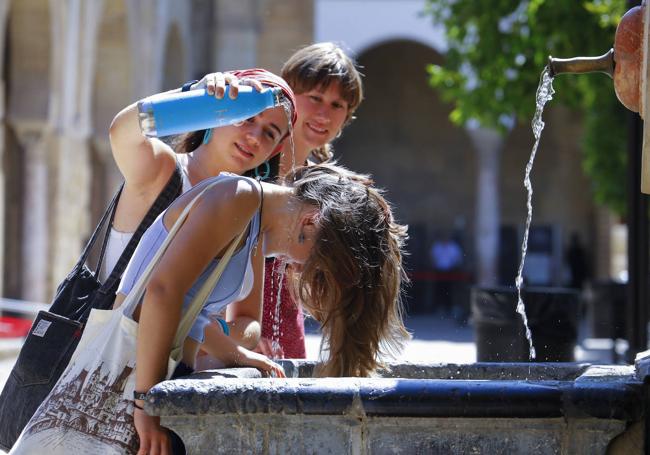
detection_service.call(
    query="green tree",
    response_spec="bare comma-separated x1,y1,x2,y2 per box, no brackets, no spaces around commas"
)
424,0,629,215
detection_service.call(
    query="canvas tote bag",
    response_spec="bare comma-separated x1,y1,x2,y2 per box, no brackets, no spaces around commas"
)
10,179,247,454
0,165,182,451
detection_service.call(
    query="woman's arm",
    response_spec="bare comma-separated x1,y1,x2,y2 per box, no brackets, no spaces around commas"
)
109,91,179,192
201,320,285,377
107,73,230,209
132,178,260,450
134,179,259,391
227,315,259,350
108,93,179,235
108,72,252,199
199,245,280,367
225,243,265,349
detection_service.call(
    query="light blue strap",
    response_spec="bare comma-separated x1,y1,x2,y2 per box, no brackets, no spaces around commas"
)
216,318,230,336
202,128,213,144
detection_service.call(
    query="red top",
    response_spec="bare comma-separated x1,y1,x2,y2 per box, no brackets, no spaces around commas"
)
261,259,307,359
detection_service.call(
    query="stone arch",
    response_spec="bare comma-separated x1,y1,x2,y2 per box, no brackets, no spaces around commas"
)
353,34,446,59
335,39,476,311
161,23,186,91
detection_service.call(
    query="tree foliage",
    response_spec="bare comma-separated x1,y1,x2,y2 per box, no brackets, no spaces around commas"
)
424,0,629,214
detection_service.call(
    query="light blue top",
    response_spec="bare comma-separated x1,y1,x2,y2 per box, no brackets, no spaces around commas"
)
116,173,261,342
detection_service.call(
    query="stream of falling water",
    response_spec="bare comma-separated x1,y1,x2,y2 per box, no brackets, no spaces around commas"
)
270,260,287,359
515,66,555,360
280,98,297,172
267,97,297,360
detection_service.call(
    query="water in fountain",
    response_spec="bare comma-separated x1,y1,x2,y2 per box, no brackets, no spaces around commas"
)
515,66,555,360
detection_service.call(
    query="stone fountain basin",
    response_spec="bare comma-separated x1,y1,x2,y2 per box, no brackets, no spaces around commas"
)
145,361,643,454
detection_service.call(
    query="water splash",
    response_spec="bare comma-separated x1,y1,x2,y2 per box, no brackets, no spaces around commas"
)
270,259,287,359
515,66,555,360
267,99,295,361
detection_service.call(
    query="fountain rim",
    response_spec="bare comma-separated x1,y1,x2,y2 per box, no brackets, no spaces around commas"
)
146,362,642,422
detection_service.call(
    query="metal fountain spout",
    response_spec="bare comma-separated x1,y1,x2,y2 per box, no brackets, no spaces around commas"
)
548,3,650,193
549,4,642,114
548,49,615,79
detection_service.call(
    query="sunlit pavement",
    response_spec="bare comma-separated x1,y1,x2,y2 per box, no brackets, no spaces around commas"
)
306,312,623,365
306,313,477,363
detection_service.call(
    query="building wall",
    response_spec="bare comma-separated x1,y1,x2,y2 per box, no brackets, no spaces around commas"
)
257,0,314,73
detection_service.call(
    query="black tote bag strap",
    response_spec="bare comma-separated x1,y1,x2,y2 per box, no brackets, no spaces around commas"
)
99,160,183,294
93,183,122,276
65,184,123,280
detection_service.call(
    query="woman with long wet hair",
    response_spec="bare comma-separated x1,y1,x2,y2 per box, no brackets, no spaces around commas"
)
124,163,409,450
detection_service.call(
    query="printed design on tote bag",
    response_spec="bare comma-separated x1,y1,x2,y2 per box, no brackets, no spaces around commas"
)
23,361,138,452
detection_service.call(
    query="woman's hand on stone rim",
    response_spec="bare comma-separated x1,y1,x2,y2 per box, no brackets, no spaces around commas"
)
134,407,171,455
237,346,286,378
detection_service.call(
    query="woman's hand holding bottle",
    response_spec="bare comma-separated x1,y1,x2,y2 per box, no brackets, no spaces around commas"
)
191,72,264,99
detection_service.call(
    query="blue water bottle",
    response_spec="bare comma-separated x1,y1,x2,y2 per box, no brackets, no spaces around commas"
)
137,85,283,138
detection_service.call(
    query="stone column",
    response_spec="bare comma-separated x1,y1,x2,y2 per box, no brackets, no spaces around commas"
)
50,135,93,289
0,0,11,296
126,0,190,99
126,0,164,98
47,0,103,295
213,0,258,69
14,128,50,302
468,127,504,286
594,206,617,280
256,0,314,71
0,121,6,296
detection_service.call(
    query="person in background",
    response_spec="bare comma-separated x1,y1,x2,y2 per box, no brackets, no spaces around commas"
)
430,231,463,318
566,232,589,289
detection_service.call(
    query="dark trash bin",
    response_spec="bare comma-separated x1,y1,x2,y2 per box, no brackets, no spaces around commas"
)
471,286,580,362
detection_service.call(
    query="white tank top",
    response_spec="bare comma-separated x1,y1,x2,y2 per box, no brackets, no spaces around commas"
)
98,155,192,281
